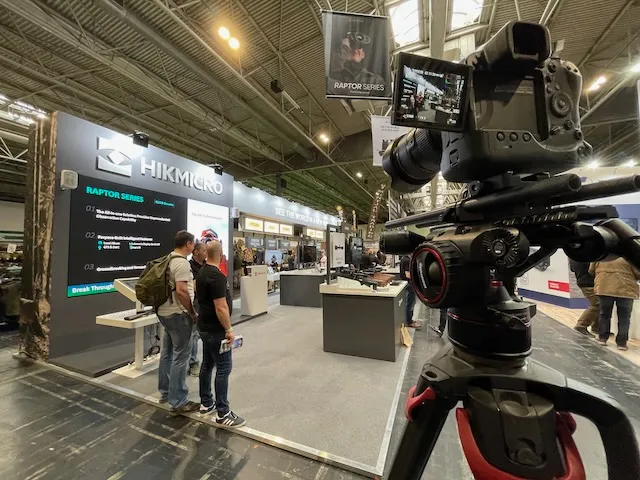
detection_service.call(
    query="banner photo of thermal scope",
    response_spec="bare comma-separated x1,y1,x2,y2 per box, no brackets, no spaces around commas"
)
392,53,472,132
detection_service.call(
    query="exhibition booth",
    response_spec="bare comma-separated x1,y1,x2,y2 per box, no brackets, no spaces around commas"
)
21,113,413,478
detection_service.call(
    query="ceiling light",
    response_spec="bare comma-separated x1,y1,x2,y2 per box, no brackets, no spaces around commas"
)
623,159,636,167
631,62,640,73
356,172,363,178
218,26,230,40
228,37,240,50
587,160,599,169
587,75,606,92
319,133,329,143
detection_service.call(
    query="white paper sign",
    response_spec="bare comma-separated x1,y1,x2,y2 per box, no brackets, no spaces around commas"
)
7,244,17,254
330,232,346,268
371,115,410,166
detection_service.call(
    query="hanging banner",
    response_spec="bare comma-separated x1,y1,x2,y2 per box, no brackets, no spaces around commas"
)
323,11,392,100
371,115,411,166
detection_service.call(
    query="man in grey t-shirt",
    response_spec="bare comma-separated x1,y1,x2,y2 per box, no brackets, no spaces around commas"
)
157,230,199,414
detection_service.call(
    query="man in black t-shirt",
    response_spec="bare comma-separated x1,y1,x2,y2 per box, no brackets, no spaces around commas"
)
196,240,245,428
400,255,422,329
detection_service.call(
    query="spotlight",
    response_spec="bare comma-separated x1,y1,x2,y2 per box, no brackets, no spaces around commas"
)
132,131,149,148
211,164,224,175
587,160,599,169
623,159,637,167
229,37,240,50
356,172,363,178
218,26,230,40
319,133,329,144
631,62,640,73
587,75,606,92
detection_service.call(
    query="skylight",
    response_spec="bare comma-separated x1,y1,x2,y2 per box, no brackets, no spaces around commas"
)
389,0,420,47
451,0,483,31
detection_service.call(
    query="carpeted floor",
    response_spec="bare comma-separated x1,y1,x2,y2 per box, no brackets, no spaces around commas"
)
102,304,411,469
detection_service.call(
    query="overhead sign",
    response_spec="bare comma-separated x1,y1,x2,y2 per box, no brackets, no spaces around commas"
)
244,217,264,232
245,237,263,248
323,11,392,100
279,239,291,249
371,116,410,166
266,239,278,249
233,183,339,228
96,136,224,195
264,221,279,234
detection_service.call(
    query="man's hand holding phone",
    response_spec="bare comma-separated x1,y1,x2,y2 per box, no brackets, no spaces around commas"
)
225,328,235,345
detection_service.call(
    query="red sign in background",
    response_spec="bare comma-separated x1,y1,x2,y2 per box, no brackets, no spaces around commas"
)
548,280,570,292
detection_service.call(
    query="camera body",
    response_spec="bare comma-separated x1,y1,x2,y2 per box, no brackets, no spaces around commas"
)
384,21,592,190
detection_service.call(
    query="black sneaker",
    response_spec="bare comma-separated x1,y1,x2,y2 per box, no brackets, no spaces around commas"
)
573,326,594,337
199,403,215,414
215,411,246,428
170,401,200,415
159,397,168,404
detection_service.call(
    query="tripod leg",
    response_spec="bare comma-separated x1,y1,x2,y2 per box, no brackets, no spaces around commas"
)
388,385,455,480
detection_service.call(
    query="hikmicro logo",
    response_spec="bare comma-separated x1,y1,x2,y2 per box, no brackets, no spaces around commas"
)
96,137,133,177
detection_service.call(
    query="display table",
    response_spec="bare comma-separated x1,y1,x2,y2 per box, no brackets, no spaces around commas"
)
320,282,407,362
96,309,159,378
267,272,280,293
279,269,325,308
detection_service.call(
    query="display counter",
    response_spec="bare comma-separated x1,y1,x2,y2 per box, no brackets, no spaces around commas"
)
279,269,325,308
320,282,407,362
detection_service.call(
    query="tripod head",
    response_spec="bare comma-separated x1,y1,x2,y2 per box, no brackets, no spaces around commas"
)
382,173,640,480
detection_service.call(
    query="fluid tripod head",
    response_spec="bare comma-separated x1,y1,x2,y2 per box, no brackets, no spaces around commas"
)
381,20,640,480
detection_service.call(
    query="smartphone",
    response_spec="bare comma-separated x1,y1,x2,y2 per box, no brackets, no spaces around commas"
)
219,335,244,354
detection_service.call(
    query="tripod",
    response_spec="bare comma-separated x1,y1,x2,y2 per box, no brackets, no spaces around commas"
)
388,282,640,480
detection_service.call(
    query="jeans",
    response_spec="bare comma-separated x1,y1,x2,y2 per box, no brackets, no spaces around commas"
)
439,309,448,331
577,286,599,331
157,312,193,409
199,330,233,415
598,295,633,346
405,287,416,325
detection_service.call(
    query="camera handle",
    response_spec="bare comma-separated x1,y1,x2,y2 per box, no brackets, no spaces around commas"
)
388,343,640,480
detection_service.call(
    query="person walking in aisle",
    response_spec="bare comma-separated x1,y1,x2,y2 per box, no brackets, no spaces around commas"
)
157,230,200,414
188,241,207,376
400,254,422,329
590,258,640,351
569,259,599,337
196,240,245,427
431,309,448,337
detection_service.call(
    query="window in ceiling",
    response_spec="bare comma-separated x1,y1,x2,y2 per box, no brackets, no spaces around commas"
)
451,0,483,31
389,0,420,47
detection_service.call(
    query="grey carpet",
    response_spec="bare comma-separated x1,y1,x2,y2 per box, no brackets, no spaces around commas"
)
102,304,410,468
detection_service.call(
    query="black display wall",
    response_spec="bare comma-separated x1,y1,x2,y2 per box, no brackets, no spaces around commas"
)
49,113,234,376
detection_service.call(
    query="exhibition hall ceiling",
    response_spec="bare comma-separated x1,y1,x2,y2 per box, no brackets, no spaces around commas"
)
0,0,638,212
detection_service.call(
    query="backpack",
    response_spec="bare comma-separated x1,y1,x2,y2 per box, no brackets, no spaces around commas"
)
136,254,183,309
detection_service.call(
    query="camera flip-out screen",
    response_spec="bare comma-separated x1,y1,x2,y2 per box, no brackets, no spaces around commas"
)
392,53,471,132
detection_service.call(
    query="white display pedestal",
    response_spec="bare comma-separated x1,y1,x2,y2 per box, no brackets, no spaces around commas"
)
241,265,268,316
96,308,161,378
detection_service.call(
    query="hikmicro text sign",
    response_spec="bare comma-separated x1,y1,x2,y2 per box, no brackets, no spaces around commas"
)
96,136,224,196
547,281,570,292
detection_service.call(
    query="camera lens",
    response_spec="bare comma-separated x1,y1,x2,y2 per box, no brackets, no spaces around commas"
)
382,128,442,193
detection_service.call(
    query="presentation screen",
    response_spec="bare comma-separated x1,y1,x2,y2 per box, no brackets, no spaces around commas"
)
68,175,228,297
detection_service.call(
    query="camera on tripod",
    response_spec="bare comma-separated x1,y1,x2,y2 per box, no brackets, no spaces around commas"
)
384,21,592,192
380,20,640,480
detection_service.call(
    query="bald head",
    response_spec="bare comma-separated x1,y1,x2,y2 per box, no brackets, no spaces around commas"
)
206,240,223,263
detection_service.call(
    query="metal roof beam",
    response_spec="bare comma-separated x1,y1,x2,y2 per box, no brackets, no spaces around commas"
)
0,0,285,164
429,0,447,59
154,0,374,201
578,0,635,68
0,44,260,176
540,0,565,26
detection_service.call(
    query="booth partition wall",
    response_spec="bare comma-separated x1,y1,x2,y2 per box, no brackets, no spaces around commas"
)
47,113,234,376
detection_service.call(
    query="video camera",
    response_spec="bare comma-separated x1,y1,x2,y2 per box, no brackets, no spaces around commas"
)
346,31,371,50
380,21,640,480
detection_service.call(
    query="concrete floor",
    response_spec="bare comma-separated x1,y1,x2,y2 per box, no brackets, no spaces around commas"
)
3,304,640,479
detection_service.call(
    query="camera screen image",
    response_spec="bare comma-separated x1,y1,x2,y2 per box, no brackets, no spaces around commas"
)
392,54,471,132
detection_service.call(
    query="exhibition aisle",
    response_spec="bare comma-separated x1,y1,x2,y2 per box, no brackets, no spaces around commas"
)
100,304,412,475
